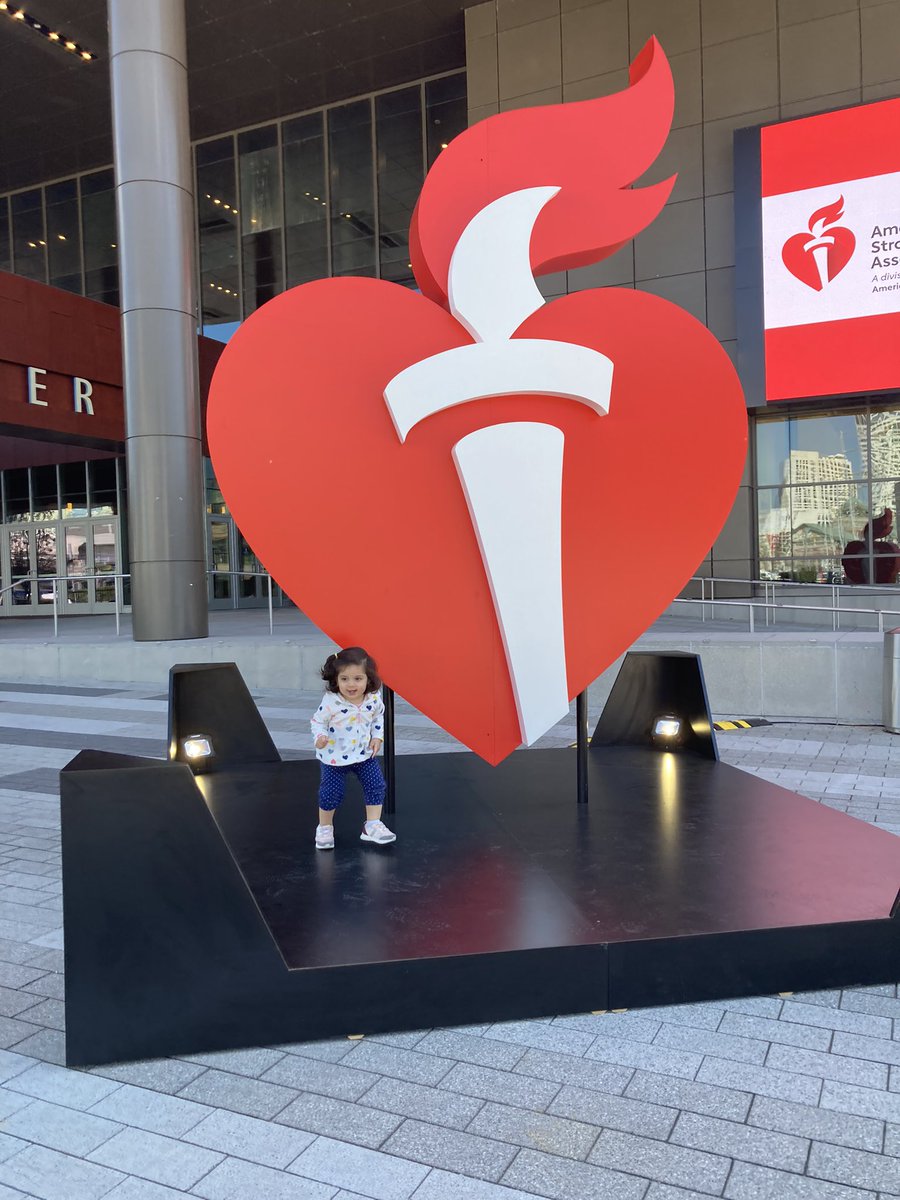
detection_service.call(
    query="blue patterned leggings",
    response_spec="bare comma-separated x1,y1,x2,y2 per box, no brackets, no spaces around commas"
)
318,757,386,811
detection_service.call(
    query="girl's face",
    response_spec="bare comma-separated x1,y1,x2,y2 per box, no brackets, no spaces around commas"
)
336,663,368,703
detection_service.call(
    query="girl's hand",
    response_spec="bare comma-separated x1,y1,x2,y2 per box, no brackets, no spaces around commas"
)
315,735,328,749
369,738,383,755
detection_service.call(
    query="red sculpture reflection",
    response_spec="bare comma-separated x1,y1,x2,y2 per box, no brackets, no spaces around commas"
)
842,508,900,584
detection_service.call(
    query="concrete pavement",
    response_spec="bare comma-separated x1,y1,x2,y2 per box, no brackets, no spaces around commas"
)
0,679,895,1197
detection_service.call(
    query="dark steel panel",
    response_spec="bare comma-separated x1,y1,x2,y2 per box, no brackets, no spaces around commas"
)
168,662,281,770
590,651,718,760
60,668,900,1066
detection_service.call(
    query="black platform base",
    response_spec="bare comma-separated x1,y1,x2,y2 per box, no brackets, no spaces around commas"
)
61,744,900,1067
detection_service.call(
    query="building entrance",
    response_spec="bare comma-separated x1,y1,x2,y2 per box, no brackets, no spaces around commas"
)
207,514,282,610
0,518,121,614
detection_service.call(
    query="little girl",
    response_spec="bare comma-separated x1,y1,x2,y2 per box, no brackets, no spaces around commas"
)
311,646,395,851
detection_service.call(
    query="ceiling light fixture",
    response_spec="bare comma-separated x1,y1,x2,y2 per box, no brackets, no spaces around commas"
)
2,6,98,61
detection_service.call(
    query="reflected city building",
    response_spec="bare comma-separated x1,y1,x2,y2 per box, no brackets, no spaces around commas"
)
757,406,900,584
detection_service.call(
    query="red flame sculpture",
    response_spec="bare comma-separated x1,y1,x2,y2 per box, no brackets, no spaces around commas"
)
410,37,676,308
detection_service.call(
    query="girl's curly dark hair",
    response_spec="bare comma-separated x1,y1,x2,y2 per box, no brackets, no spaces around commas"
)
321,646,382,694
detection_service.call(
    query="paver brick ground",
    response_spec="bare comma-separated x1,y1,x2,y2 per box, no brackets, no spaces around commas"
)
0,681,897,1198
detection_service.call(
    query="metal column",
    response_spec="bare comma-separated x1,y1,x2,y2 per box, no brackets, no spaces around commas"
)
576,690,589,804
108,1,208,640
382,685,396,814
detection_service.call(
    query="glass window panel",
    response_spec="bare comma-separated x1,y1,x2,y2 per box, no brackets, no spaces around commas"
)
35,527,57,603
31,466,59,520
8,529,32,604
46,179,82,294
81,169,118,305
839,485,900,584
239,125,283,314
11,189,46,283
210,519,232,599
197,137,241,326
863,407,900,483
204,458,226,514
755,419,790,487
757,488,790,562
787,410,865,480
93,522,117,602
0,196,10,273
790,482,862,562
425,73,467,167
283,113,328,288
4,469,30,522
60,462,88,518
89,458,117,516
65,525,89,604
376,87,423,287
237,530,259,598
328,99,376,278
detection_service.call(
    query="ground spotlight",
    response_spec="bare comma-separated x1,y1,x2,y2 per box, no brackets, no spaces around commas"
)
651,715,682,747
182,734,214,770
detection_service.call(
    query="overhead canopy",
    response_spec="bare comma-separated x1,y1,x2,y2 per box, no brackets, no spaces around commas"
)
0,0,468,193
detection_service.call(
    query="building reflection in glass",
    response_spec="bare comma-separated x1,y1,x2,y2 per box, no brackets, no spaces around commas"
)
756,406,900,584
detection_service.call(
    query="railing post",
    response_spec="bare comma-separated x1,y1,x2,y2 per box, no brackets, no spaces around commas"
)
879,610,885,634
267,574,273,636
748,602,755,634
576,690,589,805
382,685,396,815
52,578,59,639
114,575,121,637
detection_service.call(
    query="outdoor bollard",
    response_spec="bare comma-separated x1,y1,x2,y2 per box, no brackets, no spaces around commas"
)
883,629,900,734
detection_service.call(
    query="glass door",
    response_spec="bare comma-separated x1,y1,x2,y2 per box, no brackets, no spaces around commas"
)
2,526,58,613
208,516,233,608
90,520,118,607
60,520,119,612
6,527,34,610
236,531,267,608
63,524,90,608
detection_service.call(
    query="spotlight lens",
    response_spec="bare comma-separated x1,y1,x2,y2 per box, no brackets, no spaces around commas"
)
653,717,681,739
183,735,213,759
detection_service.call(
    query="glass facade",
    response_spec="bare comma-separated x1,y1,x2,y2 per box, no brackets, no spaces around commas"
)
0,73,468,612
0,461,123,524
756,404,900,585
197,138,241,326
0,462,125,611
0,71,466,330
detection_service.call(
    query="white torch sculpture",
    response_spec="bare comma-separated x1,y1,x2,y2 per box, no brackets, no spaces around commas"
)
384,187,614,747
804,208,839,291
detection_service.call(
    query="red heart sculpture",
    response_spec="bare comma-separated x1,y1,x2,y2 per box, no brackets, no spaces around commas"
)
207,277,746,764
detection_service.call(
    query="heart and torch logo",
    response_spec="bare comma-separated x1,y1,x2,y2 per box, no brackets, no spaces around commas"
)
207,37,747,764
781,196,856,291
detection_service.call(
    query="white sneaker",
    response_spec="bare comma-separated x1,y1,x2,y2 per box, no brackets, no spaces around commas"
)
315,824,334,851
360,819,396,845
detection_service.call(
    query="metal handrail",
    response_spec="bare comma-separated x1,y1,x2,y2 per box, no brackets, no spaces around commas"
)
0,568,282,637
673,595,900,635
691,573,900,593
688,574,900,632
208,568,278,635
0,571,129,638
4,565,893,641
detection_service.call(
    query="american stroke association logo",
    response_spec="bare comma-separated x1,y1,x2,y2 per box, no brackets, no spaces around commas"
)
782,196,856,291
